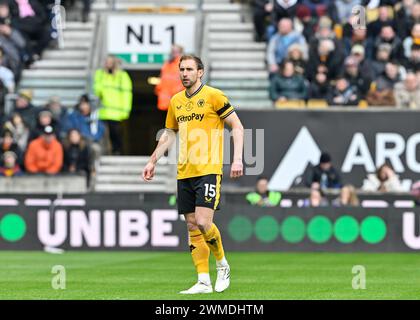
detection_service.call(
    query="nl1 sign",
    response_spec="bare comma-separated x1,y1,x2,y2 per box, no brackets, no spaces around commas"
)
107,14,196,64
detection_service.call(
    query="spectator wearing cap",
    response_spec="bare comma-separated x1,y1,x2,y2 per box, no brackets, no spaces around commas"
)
372,24,404,61
0,1,25,77
0,129,23,167
394,72,420,109
343,55,373,98
327,75,360,106
304,152,342,190
253,0,273,42
8,0,52,63
269,59,307,103
0,150,22,177
13,89,36,130
0,48,15,93
295,4,317,43
403,23,420,59
246,176,282,207
367,4,398,39
306,38,344,81
24,125,63,174
350,44,374,79
267,17,307,74
371,43,393,77
62,128,92,180
367,61,401,106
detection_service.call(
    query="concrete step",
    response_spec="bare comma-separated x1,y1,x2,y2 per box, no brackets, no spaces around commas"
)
32,98,77,107
96,175,168,183
224,90,269,100
97,166,169,174
22,69,88,79
208,13,242,22
203,3,242,11
94,184,168,192
26,89,86,100
63,31,93,40
64,21,95,30
59,40,91,49
99,156,169,165
92,1,197,10
210,70,268,80
209,42,266,50
32,60,88,69
231,100,273,109
209,51,266,61
209,23,254,31
209,32,254,42
210,61,265,70
19,78,86,89
43,50,89,60
210,79,270,89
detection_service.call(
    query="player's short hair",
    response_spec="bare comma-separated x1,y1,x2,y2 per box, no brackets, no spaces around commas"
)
179,55,204,70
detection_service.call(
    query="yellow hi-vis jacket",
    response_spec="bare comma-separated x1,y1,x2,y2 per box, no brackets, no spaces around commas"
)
94,69,133,121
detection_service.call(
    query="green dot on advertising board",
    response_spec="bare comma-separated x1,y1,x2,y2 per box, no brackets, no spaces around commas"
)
307,216,333,244
255,216,279,243
228,216,253,242
281,216,306,243
334,216,359,244
360,216,387,244
0,214,26,242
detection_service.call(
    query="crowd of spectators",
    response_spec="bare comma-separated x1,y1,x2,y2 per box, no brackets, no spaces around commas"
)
254,0,420,108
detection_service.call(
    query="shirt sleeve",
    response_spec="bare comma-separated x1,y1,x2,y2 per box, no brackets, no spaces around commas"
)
165,98,178,130
213,90,235,120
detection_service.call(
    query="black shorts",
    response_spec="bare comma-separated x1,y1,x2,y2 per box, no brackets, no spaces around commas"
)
177,174,222,215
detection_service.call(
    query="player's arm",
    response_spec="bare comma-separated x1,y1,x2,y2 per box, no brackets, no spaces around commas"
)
224,112,244,178
142,128,177,181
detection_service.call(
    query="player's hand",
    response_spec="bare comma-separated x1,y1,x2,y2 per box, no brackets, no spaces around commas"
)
230,161,243,178
142,162,155,182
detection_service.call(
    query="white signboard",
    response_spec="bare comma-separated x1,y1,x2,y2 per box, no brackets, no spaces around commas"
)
107,14,196,63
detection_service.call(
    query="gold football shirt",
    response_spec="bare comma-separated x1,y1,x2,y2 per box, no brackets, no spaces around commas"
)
165,84,235,179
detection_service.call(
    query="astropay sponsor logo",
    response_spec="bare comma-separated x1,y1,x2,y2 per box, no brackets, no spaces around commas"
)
36,209,180,248
176,113,204,123
268,127,420,190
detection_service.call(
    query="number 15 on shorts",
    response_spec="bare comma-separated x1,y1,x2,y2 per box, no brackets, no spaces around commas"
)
204,183,216,198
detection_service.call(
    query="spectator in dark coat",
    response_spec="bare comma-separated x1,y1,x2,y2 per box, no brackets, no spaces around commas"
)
272,0,299,25
327,75,360,106
43,96,72,140
13,89,36,130
252,0,273,42
371,42,392,78
395,1,420,40
62,128,91,178
304,152,342,190
29,109,57,142
0,150,22,176
0,129,23,167
300,0,331,17
403,43,420,73
343,55,373,97
367,4,398,38
366,61,401,106
308,70,331,100
371,24,404,61
269,59,308,102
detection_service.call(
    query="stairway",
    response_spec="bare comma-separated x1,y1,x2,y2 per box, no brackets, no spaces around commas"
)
91,0,198,11
204,0,272,109
94,156,175,193
18,17,97,108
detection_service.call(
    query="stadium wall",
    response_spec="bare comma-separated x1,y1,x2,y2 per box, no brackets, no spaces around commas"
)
1,194,420,252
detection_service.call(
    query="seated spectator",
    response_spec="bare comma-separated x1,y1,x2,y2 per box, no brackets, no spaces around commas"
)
306,38,343,81
343,25,372,57
301,187,329,207
252,0,273,42
246,176,282,207
308,16,343,55
267,17,307,74
295,4,317,43
371,43,392,78
350,44,374,79
29,109,57,141
366,61,401,106
2,112,29,151
13,89,36,130
9,0,52,62
0,129,23,166
287,43,307,76
332,184,360,207
269,59,307,103
327,75,360,106
403,23,420,59
328,0,362,25
24,125,63,174
272,0,299,25
394,72,420,109
0,48,14,92
362,163,404,192
0,0,25,77
367,4,398,39
396,1,420,40
62,129,91,178
154,45,184,111
343,55,373,97
308,70,330,100
0,150,22,176
371,24,404,61
403,43,420,72
304,152,342,190
43,96,71,140
300,0,331,17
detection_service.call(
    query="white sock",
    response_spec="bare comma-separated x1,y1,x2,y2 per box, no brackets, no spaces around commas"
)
198,273,211,285
216,256,229,268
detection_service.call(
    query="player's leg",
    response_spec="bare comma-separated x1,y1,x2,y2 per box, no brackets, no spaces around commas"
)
195,206,230,292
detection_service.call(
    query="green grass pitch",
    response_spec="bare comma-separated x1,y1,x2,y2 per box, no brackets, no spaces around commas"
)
1,251,420,300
